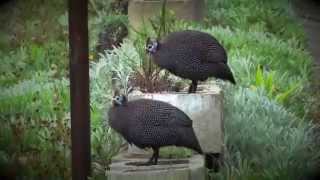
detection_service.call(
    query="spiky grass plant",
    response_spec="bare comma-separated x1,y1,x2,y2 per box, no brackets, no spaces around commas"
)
210,85,320,180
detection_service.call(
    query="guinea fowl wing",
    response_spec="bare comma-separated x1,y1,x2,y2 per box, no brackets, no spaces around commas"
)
168,106,203,153
168,109,193,127
155,42,204,79
127,100,180,148
164,30,227,64
202,44,227,64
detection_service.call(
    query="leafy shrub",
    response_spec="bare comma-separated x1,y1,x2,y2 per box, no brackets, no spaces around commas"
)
205,0,306,43
90,40,139,109
210,85,320,180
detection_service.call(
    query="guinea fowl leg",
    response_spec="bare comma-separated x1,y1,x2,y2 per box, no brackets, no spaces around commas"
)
193,80,198,93
188,80,198,93
146,147,159,165
147,152,155,164
188,83,193,93
153,148,159,165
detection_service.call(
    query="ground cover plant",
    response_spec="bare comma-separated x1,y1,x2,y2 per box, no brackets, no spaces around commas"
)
0,0,126,179
0,0,319,179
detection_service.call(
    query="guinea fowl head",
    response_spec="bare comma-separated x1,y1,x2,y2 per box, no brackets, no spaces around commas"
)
146,38,159,54
112,94,127,106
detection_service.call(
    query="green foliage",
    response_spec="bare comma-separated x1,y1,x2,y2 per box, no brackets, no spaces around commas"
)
0,0,67,51
0,77,71,179
91,126,122,174
0,2,71,176
0,41,68,87
205,0,306,43
209,86,320,180
0,0,68,86
253,65,301,104
89,0,113,17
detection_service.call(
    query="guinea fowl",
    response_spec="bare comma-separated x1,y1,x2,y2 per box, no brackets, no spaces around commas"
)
108,94,202,165
146,30,236,93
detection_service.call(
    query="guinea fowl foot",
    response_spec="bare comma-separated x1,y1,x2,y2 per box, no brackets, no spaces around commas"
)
145,159,157,165
188,80,198,93
130,156,155,166
134,148,159,166
148,148,159,165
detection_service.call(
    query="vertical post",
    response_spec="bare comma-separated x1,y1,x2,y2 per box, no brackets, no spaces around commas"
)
68,0,91,179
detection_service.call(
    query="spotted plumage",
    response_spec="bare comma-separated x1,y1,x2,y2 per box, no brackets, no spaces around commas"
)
147,30,236,93
108,95,202,165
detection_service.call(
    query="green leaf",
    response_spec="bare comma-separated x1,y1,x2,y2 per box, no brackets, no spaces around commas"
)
265,71,274,96
255,65,264,87
275,83,299,104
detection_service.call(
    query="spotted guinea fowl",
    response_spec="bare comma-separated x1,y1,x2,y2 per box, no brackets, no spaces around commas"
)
108,94,202,165
146,30,236,93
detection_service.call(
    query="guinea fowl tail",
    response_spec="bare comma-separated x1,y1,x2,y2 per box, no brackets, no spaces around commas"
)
214,63,236,84
193,140,203,154
178,128,203,154
228,72,236,84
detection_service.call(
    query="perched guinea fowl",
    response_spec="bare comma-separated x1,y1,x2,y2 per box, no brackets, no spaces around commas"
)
146,30,236,93
108,94,202,165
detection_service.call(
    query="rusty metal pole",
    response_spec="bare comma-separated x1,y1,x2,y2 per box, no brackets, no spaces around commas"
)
68,0,91,179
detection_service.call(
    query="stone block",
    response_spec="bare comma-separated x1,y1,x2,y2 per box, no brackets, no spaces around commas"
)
127,84,224,155
107,154,206,180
